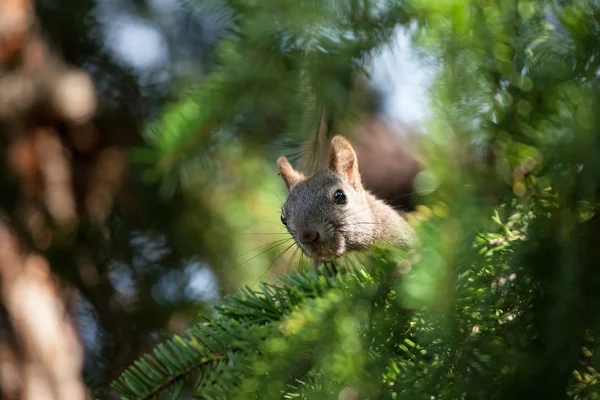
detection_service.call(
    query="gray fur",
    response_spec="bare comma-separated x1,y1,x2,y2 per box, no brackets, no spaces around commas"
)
278,136,414,261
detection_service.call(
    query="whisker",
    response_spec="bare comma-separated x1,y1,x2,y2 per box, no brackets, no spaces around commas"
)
242,232,290,235
251,242,297,288
341,194,422,221
285,246,301,274
284,246,300,273
300,252,313,272
237,237,291,258
369,188,436,203
233,238,294,270
250,219,286,226
248,180,284,206
345,222,412,227
251,202,285,209
343,204,376,219
293,247,303,268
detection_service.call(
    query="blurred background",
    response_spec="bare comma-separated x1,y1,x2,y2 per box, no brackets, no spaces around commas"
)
0,0,430,398
4,0,600,399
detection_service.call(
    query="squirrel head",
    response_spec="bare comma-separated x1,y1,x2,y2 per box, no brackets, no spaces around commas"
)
277,135,373,260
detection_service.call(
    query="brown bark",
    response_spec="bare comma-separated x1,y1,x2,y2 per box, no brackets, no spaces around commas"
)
0,224,87,400
0,0,121,397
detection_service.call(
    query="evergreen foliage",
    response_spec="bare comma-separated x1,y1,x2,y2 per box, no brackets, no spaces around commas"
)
114,0,600,398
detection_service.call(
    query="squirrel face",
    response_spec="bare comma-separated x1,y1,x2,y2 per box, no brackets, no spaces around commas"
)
277,136,374,260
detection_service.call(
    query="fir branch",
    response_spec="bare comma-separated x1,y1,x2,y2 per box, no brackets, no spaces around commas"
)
126,349,236,400
111,268,367,399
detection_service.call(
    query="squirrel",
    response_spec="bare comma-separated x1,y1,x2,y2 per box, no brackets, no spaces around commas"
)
276,135,415,262
299,112,422,212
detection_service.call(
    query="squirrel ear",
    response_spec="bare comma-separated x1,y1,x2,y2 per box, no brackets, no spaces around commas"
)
329,135,361,189
277,156,305,191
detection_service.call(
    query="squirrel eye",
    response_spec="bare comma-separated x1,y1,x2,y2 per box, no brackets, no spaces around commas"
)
281,213,287,225
334,190,347,205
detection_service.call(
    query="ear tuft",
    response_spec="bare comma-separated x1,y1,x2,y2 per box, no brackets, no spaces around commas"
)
328,135,361,188
277,156,305,191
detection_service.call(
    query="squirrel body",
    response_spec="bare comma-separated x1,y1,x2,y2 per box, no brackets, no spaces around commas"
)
277,135,414,261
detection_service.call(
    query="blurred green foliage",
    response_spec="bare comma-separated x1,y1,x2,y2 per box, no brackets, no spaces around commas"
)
110,0,600,399
173,142,310,293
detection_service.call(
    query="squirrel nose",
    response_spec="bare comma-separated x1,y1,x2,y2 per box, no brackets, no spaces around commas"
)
299,230,319,244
